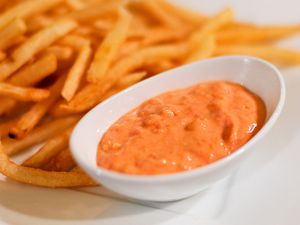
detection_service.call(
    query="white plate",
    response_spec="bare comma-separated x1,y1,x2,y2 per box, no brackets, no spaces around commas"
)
1,0,300,224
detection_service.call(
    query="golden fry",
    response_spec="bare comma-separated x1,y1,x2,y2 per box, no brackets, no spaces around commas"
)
186,34,215,63
66,0,120,21
158,0,204,25
12,19,77,63
3,116,80,156
22,128,72,168
0,19,77,81
216,25,300,44
0,18,26,51
8,54,58,86
116,71,147,88
87,8,131,83
43,148,76,172
59,35,91,48
62,44,92,101
62,43,188,112
0,82,49,102
0,0,62,30
215,45,300,66
45,46,74,61
135,0,181,28
0,142,96,187
59,83,111,113
8,77,65,139
187,8,233,60
141,27,190,45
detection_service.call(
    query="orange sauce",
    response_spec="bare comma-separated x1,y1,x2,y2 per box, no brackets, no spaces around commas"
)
97,81,266,175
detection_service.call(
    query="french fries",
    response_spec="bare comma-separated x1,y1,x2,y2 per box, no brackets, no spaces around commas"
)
45,46,74,61
186,33,215,63
0,0,62,30
8,53,57,86
8,76,65,139
0,19,77,81
0,142,96,187
3,116,80,155
0,18,27,51
215,45,300,66
60,36,92,101
87,8,131,83
43,148,76,172
0,82,49,102
216,25,300,44
134,0,182,29
157,0,204,25
61,43,188,112
0,0,300,188
22,128,72,168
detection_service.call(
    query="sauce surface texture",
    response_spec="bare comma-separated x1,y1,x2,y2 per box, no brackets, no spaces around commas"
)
97,81,266,175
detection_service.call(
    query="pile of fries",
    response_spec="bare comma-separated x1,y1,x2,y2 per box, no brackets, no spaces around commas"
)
0,0,299,188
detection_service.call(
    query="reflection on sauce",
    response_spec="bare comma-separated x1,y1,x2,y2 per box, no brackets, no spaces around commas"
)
97,81,266,175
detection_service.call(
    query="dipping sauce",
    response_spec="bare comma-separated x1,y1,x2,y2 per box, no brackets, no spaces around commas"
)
97,81,266,175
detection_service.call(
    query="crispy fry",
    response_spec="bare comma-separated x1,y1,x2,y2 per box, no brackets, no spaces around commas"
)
48,99,80,117
0,0,62,30
146,60,176,75
0,82,49,102
59,35,91,48
215,45,300,66
135,0,182,28
0,18,26,51
103,43,188,85
3,116,80,156
158,0,204,25
216,25,300,44
141,27,190,46
0,142,96,187
62,44,91,101
186,34,215,63
117,41,142,58
0,19,77,81
93,19,114,31
22,128,72,168
45,46,74,61
186,8,233,60
61,43,188,112
12,19,77,64
8,77,65,139
43,148,76,172
59,83,111,113
8,54,57,86
0,54,58,116
116,71,147,88
66,0,120,21
87,8,131,83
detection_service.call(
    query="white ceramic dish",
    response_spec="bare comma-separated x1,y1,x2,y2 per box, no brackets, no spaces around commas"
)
70,56,285,202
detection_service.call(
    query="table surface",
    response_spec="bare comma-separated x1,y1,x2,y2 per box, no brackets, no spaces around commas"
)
1,1,300,224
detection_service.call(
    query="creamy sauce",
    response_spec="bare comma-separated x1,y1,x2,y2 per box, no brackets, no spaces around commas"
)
97,81,266,175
